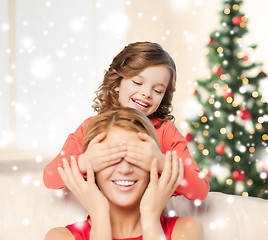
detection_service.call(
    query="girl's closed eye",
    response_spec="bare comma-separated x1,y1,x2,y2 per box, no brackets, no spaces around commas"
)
153,88,164,94
132,80,142,85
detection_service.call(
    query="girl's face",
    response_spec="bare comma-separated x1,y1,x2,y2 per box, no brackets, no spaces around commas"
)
95,126,150,209
115,66,171,117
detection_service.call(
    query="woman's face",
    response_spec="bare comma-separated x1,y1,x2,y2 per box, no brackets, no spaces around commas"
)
95,126,150,209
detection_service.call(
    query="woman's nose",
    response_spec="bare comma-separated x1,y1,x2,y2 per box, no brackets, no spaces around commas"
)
116,160,134,174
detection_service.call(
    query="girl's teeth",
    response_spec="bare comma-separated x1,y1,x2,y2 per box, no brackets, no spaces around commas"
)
114,180,135,186
135,100,148,107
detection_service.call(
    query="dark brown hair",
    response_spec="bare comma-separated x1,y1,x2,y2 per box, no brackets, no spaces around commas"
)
92,42,176,124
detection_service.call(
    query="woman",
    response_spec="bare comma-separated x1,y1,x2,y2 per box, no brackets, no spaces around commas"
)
45,107,204,240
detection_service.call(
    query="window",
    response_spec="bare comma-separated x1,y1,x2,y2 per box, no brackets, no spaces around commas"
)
0,0,127,161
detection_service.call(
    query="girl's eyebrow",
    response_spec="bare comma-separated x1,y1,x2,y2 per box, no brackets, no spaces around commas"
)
136,74,167,89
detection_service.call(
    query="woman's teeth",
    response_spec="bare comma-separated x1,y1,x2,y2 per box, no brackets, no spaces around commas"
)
113,180,135,186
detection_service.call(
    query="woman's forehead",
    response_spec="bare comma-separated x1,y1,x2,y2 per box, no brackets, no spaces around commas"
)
102,126,141,144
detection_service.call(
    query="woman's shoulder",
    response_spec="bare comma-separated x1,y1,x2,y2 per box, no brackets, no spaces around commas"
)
44,227,74,240
172,216,204,240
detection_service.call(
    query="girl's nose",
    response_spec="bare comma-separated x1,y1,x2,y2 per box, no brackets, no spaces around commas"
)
116,160,134,174
140,85,151,98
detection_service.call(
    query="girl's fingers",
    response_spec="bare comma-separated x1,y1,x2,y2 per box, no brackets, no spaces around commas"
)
98,157,122,171
125,148,143,161
101,144,127,155
90,132,107,144
137,132,154,143
101,150,126,162
124,156,150,172
124,156,140,167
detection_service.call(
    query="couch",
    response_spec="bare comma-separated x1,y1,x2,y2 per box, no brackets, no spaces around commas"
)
1,168,268,240
166,192,268,239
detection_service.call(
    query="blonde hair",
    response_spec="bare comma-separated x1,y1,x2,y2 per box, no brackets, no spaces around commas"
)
82,107,160,152
92,42,176,123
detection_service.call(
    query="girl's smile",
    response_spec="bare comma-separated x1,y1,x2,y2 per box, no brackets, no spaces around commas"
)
115,66,171,116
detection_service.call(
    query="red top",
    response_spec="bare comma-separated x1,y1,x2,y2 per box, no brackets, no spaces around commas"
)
65,215,179,240
43,118,209,201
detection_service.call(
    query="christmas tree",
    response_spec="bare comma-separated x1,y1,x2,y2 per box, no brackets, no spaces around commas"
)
186,0,268,199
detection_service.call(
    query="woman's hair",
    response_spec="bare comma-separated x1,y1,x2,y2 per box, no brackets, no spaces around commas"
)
92,42,176,123
82,107,160,153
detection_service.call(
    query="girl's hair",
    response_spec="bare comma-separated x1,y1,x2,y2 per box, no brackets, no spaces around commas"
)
92,42,176,123
82,107,160,153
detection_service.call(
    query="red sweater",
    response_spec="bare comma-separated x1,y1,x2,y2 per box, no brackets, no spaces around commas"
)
43,118,209,201
65,215,178,240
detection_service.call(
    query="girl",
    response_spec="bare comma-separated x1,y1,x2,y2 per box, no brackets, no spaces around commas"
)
43,42,209,201
45,107,204,240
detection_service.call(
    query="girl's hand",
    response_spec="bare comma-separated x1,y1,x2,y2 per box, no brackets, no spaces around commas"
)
78,132,127,173
140,151,184,220
58,157,109,217
124,132,165,173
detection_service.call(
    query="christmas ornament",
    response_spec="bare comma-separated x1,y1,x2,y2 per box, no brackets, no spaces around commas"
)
242,56,249,61
232,15,242,25
212,66,224,76
237,110,252,120
223,89,233,99
185,133,194,142
233,170,246,181
207,38,215,46
215,144,225,155
192,89,198,95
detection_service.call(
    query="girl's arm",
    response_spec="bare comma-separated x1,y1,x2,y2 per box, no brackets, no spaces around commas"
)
123,121,209,201
159,121,210,201
43,118,90,189
43,117,126,189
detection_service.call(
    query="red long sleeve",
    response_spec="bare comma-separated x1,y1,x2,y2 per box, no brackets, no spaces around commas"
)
43,118,210,201
43,118,91,189
152,119,210,201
